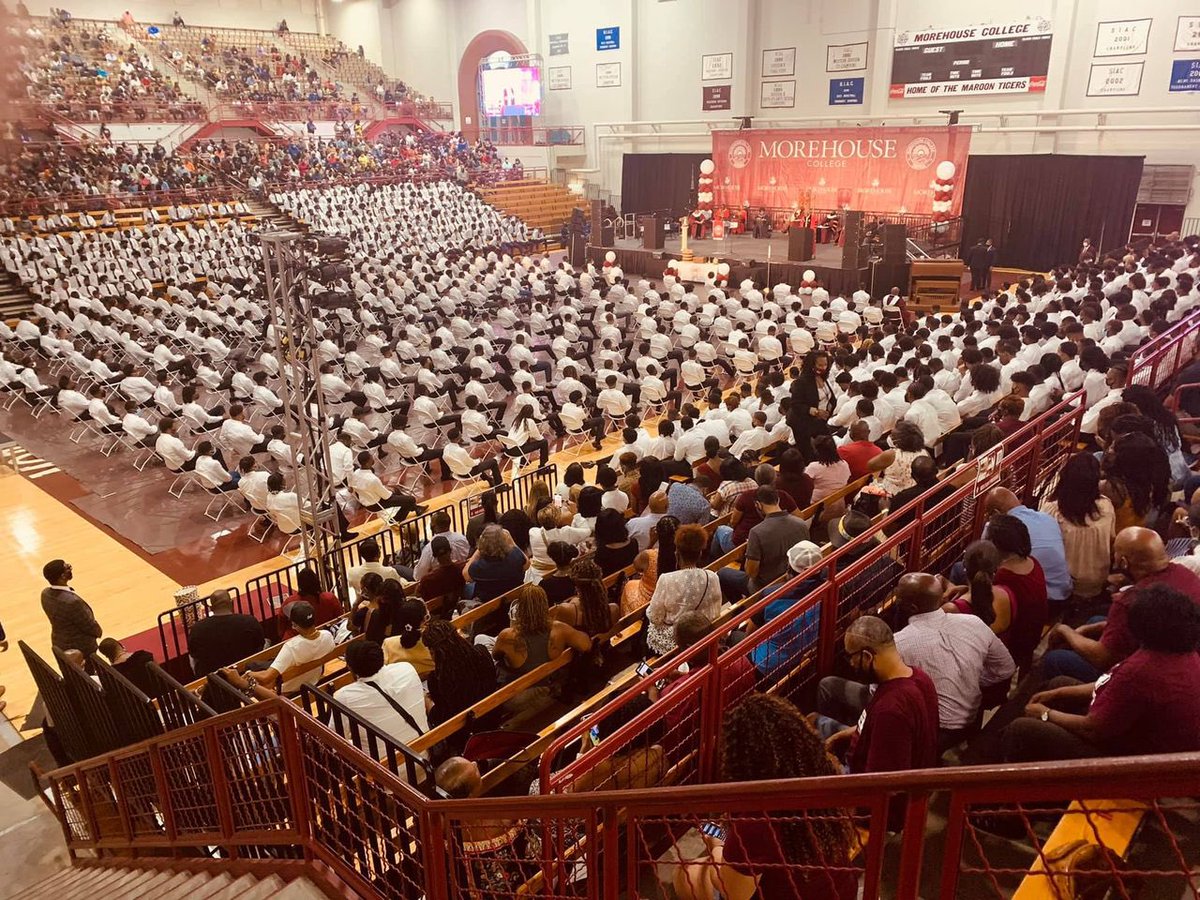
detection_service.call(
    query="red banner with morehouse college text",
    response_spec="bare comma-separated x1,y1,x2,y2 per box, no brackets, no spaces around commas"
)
712,126,972,218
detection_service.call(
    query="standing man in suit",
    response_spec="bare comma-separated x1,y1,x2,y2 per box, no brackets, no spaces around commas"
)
966,238,989,291
982,238,997,289
40,559,102,657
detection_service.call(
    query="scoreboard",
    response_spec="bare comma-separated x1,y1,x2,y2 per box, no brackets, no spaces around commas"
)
891,18,1053,98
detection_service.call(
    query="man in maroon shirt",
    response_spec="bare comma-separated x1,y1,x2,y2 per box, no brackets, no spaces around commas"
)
1002,584,1200,761
822,615,940,775
837,420,883,479
1043,527,1200,681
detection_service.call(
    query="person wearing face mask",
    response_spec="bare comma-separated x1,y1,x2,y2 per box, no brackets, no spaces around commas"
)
1041,527,1200,682
814,615,940,776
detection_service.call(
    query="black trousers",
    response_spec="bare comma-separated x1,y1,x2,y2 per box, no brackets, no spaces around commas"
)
508,438,549,466
445,454,503,486
999,677,1101,763
368,489,419,518
549,414,604,446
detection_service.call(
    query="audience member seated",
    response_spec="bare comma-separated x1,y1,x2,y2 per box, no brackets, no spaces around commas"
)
646,524,722,655
1001,585,1200,761
332,638,429,752
243,600,334,694
279,567,343,638
675,693,858,900
187,588,265,677
1042,527,1200,681
816,615,940,777
892,573,1015,749
1038,452,1116,601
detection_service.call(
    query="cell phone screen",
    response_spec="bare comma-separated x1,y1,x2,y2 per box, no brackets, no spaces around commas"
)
700,821,727,841
636,661,653,678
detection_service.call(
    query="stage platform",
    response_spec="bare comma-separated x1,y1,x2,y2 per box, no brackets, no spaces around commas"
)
595,232,906,294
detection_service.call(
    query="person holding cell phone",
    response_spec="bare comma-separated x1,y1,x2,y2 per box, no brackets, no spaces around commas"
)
673,693,858,900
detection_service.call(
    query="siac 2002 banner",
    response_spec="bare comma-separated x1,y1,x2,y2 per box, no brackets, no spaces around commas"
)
711,125,972,220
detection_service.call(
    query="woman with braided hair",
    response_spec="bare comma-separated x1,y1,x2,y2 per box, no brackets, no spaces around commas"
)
423,619,497,745
675,692,857,900
550,558,618,636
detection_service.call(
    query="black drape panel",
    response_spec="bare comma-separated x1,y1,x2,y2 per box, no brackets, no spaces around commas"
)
959,154,1143,271
621,153,710,218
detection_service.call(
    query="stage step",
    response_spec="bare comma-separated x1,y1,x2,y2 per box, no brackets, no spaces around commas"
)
8,864,318,899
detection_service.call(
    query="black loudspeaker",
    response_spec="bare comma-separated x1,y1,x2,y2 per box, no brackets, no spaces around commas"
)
600,223,615,246
841,210,864,269
569,234,586,267
787,226,814,262
883,223,907,264
641,216,664,250
590,200,604,237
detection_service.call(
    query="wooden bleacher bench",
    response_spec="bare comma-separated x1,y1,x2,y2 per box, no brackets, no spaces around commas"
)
1012,799,1148,900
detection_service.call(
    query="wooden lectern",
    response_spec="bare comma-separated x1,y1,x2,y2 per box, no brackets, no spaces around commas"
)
908,259,964,314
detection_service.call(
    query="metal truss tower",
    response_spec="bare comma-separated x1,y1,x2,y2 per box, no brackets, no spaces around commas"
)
258,230,349,599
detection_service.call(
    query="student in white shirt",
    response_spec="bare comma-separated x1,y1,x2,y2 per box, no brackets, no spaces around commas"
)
237,456,272,511
154,416,196,471
121,400,159,445
348,451,422,518
441,428,505,485
194,441,239,491
245,601,336,694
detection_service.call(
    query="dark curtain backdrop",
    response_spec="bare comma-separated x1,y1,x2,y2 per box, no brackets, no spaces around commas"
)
959,154,1143,271
621,153,710,217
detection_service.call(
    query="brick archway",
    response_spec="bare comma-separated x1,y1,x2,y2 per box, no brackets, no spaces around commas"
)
457,30,528,140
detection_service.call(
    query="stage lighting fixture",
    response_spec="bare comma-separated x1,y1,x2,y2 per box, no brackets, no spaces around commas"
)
940,109,962,125
733,116,753,130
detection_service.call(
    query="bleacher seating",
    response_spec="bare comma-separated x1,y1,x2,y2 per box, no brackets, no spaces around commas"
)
477,179,581,235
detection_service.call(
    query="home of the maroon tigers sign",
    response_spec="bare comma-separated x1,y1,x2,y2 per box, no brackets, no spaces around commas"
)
711,126,972,218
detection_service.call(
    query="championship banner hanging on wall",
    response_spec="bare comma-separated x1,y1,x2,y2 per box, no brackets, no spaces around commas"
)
712,126,971,219
890,18,1052,98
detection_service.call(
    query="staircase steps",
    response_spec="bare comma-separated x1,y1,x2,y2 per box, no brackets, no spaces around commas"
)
8,864,320,899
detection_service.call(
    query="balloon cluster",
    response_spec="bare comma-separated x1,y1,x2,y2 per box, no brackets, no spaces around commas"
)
930,160,956,233
695,158,716,225
603,250,623,284
708,261,731,287
799,268,817,298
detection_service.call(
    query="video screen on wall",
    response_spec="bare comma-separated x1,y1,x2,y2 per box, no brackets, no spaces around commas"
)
480,66,542,117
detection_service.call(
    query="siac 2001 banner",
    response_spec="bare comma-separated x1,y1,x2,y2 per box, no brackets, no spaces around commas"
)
711,126,972,219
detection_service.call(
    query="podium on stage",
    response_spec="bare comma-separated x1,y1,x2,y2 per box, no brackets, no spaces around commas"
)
641,216,664,250
787,226,814,262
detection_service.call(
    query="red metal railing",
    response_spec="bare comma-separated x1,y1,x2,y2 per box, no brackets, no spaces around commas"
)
540,392,1084,795
43,697,1200,899
1127,310,1200,391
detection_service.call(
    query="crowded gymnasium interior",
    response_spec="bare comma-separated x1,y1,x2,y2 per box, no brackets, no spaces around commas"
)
0,0,1199,897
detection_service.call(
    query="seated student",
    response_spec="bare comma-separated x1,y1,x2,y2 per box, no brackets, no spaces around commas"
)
155,416,196,471
348,450,423,519
194,441,239,491
442,427,505,486
1001,585,1200,762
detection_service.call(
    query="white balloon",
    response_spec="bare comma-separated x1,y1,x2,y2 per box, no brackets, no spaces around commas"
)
700,159,716,175
803,269,816,282
604,251,616,263
717,263,731,276
935,160,956,180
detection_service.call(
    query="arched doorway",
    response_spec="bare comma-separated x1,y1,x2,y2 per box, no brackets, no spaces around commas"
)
457,30,528,141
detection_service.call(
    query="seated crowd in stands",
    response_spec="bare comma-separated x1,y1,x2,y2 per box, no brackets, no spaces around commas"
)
13,14,198,120
9,134,1200,895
